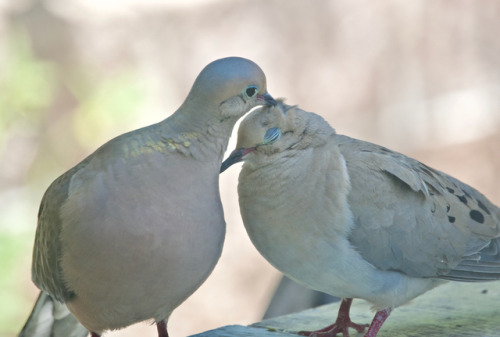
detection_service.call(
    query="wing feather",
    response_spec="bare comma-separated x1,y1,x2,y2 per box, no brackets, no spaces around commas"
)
336,135,500,280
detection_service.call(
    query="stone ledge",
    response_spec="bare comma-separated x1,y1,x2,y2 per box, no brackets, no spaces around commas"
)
192,281,500,336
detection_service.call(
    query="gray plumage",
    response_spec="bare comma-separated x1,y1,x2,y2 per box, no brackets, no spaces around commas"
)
221,100,500,336
21,57,275,337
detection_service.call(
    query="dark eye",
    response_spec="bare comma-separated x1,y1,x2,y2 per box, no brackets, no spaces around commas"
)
243,85,258,99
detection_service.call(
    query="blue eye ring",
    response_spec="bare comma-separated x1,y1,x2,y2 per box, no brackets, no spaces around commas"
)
262,127,281,145
243,85,259,99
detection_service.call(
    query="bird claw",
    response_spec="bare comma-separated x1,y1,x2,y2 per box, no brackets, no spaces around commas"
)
298,321,369,337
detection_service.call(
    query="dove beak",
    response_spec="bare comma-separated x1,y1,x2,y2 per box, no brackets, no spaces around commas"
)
258,92,277,106
220,147,256,173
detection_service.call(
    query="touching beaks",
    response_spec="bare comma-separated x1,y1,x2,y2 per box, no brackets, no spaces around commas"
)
257,92,277,106
220,147,256,173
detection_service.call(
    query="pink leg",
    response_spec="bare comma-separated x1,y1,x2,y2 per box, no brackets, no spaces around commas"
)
299,298,368,337
89,321,168,337
157,320,169,337
363,308,392,337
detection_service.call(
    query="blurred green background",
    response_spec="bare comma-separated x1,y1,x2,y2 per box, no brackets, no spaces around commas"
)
1,0,500,336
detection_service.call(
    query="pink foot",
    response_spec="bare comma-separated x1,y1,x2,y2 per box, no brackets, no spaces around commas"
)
298,298,368,337
363,308,391,337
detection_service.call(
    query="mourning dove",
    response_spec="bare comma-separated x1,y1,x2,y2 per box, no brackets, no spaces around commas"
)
221,100,500,337
19,57,276,337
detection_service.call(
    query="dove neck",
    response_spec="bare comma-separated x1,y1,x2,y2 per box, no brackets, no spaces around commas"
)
158,106,236,160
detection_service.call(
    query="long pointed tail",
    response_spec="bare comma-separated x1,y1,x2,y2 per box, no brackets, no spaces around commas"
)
19,291,88,337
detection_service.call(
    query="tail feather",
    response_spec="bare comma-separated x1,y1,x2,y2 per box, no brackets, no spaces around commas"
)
441,238,500,282
19,292,88,337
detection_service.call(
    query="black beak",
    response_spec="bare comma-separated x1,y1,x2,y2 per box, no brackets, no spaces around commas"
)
220,147,255,173
258,92,277,107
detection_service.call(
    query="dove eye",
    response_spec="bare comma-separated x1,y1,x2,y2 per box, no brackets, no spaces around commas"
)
262,127,281,145
243,85,259,99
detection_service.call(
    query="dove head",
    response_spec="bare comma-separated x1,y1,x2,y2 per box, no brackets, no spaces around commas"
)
220,99,334,172
181,57,276,121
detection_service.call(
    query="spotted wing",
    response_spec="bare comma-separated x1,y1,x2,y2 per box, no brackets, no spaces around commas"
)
337,135,500,281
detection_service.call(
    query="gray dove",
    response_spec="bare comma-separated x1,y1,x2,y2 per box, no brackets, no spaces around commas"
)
221,100,500,337
19,57,276,337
